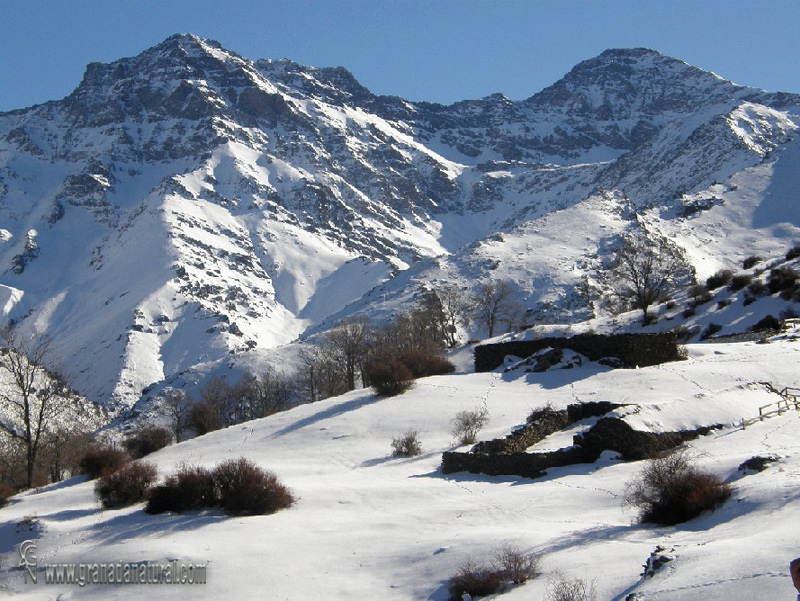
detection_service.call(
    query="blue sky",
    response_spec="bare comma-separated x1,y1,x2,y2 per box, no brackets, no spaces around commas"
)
1,0,799,112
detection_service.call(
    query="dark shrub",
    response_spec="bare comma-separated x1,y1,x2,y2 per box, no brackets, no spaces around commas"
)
746,279,767,297
391,430,422,457
706,269,733,290
624,449,731,525
767,266,798,294
79,446,131,480
681,307,696,318
750,314,781,333
396,350,456,378
717,299,731,309
743,255,762,270
729,273,752,292
94,461,157,509
123,426,173,459
700,323,722,340
188,400,222,436
365,359,414,396
212,458,294,516
688,284,713,306
786,245,800,261
145,464,216,514
448,560,505,601
0,483,16,508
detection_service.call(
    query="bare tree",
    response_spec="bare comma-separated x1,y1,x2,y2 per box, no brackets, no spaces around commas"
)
0,328,71,488
325,316,372,391
613,233,694,325
164,389,191,443
469,280,523,338
436,284,465,348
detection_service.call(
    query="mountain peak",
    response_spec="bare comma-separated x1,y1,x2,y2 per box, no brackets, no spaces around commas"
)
527,47,741,118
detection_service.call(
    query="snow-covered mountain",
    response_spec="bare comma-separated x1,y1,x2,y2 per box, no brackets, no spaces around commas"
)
0,34,798,408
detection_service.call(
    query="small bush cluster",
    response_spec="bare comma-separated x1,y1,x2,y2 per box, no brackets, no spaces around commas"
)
448,544,541,600
146,464,216,514
79,446,131,480
214,458,295,516
365,359,414,397
451,406,490,445
786,245,800,261
750,314,781,333
742,255,762,270
187,400,222,436
0,483,16,508
396,350,456,378
729,273,752,292
700,323,722,340
146,458,294,517
705,269,733,290
123,426,172,459
688,284,713,307
546,571,597,601
768,266,798,296
746,279,767,297
623,448,731,525
391,430,422,457
366,350,455,397
94,461,157,509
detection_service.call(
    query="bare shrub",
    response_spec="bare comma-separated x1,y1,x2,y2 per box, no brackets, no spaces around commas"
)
768,266,798,294
187,400,222,436
494,543,541,584
787,245,800,261
79,446,130,480
700,323,722,340
623,448,731,525
747,279,767,297
145,464,216,514
705,269,732,290
0,482,16,508
546,571,597,601
729,273,752,292
447,559,505,601
750,314,781,333
94,461,157,509
396,350,456,378
742,255,762,270
123,426,172,458
391,430,422,457
688,284,713,307
212,458,294,516
451,406,489,445
447,544,541,600
365,358,414,397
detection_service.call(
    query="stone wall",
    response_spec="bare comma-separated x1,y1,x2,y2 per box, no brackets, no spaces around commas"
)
474,332,683,372
441,416,721,479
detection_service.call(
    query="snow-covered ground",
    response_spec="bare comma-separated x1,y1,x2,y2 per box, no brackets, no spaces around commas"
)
1,335,798,600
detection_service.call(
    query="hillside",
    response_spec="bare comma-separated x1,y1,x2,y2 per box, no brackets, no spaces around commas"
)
0,35,798,409
0,330,798,599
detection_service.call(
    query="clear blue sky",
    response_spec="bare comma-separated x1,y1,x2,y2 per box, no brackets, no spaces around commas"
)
1,0,799,112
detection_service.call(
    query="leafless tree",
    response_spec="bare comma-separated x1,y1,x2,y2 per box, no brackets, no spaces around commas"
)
469,280,523,338
325,316,372,391
613,232,694,325
0,328,71,488
164,389,191,443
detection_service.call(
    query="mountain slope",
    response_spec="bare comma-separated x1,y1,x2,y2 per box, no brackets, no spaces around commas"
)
1,336,798,599
0,35,798,408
